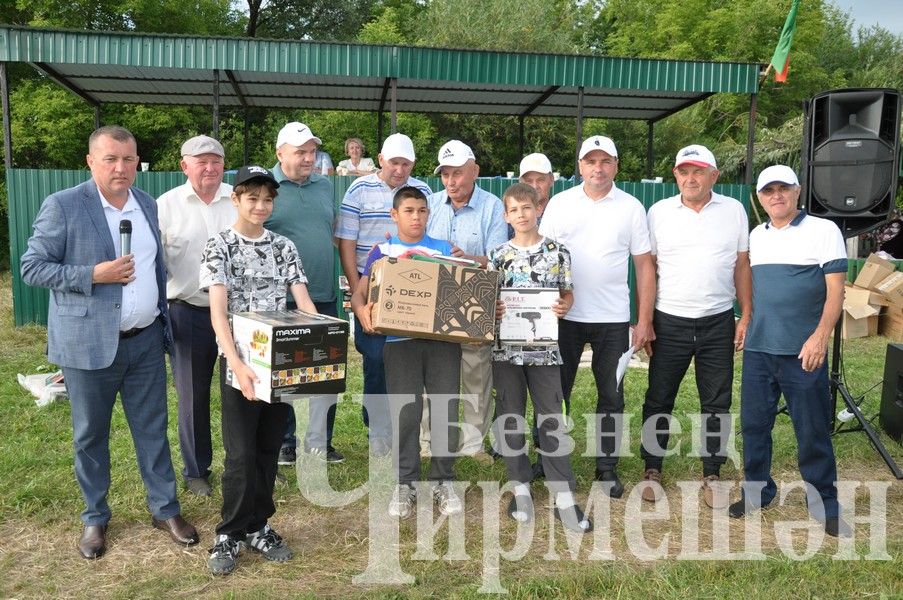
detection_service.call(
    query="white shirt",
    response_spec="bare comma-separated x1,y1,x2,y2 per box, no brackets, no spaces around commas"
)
99,190,159,330
157,181,235,306
647,192,749,318
539,183,651,322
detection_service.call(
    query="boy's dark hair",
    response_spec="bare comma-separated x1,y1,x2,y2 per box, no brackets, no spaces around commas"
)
233,179,279,198
502,182,539,210
393,185,428,209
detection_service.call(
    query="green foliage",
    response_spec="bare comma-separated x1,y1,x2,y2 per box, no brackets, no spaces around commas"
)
414,0,579,53
250,0,374,40
15,0,242,35
10,81,95,169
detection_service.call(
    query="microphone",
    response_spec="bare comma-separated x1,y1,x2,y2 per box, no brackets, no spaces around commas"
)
119,220,132,256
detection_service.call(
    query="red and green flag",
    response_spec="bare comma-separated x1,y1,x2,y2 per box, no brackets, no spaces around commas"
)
770,0,800,83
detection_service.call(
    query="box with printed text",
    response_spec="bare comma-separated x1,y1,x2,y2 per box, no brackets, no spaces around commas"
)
227,310,348,402
368,256,499,343
498,288,559,345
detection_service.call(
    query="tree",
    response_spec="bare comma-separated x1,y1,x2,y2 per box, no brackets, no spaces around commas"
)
414,0,578,53
245,0,374,40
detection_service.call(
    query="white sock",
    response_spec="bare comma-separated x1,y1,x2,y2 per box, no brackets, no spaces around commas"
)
514,483,530,497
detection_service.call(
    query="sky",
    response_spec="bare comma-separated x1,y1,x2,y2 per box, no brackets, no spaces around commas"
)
836,0,903,35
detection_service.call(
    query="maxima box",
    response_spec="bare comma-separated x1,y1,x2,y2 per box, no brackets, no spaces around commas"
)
499,288,560,344
226,310,348,402
368,256,499,343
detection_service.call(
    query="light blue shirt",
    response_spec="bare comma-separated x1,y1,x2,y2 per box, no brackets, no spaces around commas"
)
426,186,506,257
334,173,432,273
99,189,160,331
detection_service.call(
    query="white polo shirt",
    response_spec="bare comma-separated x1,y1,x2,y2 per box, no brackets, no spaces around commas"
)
539,183,650,323
647,192,749,319
157,181,235,306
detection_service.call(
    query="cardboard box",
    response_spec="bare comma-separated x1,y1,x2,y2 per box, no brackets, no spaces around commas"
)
854,253,897,291
875,271,903,308
842,283,881,339
879,306,903,341
368,256,499,343
227,310,348,402
499,288,559,344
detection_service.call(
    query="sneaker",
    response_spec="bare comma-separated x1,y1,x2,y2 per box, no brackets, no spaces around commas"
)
388,483,416,518
208,534,241,575
246,525,293,562
305,447,327,460
277,446,296,466
326,446,345,464
702,475,730,509
640,468,663,503
432,481,463,515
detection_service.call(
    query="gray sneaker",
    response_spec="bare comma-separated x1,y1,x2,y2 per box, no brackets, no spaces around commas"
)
388,483,416,518
246,524,293,562
432,481,463,516
208,534,241,575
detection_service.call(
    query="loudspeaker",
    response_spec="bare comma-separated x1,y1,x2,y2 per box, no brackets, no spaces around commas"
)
802,88,901,238
880,343,903,445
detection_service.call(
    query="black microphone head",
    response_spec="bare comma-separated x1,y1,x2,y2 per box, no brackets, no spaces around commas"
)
120,219,132,234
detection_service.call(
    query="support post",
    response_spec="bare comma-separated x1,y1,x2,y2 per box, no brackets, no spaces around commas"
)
575,86,585,179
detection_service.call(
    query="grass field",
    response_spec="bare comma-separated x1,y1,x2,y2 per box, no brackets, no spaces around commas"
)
0,272,901,599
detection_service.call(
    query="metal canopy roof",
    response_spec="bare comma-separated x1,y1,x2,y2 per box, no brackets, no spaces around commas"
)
0,26,761,122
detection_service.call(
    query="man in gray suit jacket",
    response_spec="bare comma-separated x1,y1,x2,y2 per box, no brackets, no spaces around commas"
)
20,126,199,559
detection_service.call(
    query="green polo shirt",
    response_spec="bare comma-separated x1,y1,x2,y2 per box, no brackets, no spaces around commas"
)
265,164,336,303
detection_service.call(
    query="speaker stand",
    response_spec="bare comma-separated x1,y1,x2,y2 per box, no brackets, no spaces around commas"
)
829,319,903,479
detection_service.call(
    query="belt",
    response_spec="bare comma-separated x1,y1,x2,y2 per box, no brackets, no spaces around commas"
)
120,322,152,339
169,298,210,312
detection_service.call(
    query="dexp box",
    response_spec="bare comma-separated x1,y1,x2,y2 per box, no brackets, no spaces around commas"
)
368,256,499,343
227,310,348,402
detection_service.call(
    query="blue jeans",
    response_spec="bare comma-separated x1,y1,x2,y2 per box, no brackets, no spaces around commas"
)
63,319,180,526
740,350,839,519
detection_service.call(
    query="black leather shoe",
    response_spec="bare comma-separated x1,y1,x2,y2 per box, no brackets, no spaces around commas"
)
594,469,624,498
152,514,200,545
824,516,852,538
78,525,106,559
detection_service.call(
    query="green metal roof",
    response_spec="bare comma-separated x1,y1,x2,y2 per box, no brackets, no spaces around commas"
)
0,26,761,121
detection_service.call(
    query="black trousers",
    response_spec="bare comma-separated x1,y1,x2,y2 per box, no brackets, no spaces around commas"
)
641,308,735,475
216,362,291,538
558,319,628,471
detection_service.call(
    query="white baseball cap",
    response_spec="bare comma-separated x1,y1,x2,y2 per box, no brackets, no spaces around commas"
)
674,144,717,169
434,140,476,174
578,135,618,160
380,133,416,162
756,165,799,192
276,122,322,149
519,153,553,177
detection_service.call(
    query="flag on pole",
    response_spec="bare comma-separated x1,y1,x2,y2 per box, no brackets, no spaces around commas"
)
770,0,800,83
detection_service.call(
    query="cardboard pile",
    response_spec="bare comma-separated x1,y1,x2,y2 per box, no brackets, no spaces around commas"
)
845,253,903,340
